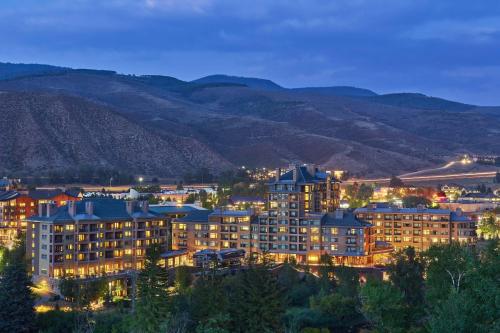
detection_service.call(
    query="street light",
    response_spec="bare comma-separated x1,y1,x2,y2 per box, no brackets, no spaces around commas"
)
138,177,144,186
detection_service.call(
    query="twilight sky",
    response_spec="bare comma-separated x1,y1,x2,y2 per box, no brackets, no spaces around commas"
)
1,0,500,105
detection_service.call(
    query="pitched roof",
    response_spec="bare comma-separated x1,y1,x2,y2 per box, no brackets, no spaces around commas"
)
321,211,371,227
27,199,160,223
0,190,20,201
174,209,213,223
211,209,253,217
28,189,79,200
355,207,452,214
149,204,204,215
270,165,335,185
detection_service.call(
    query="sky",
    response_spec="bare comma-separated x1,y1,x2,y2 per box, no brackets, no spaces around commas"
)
1,0,500,105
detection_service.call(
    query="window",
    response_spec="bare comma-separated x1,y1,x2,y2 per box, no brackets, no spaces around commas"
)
42,224,48,230
41,254,47,260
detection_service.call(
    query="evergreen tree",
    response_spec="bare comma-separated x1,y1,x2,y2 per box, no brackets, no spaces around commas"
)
0,240,36,332
132,243,170,333
228,266,285,333
389,247,425,311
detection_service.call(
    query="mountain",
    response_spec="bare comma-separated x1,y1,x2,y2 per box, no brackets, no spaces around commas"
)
0,62,498,177
193,74,284,91
0,62,68,80
0,92,231,176
364,93,475,112
292,86,377,97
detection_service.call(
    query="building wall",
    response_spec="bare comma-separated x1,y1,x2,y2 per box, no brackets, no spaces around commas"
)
29,217,168,281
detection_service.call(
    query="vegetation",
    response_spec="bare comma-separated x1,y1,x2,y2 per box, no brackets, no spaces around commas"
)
6,240,498,333
0,237,36,333
343,183,374,208
402,195,432,208
478,209,500,239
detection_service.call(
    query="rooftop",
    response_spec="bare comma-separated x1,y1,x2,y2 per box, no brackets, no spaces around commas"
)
321,211,371,227
27,199,160,223
149,204,205,215
0,190,20,201
270,165,335,185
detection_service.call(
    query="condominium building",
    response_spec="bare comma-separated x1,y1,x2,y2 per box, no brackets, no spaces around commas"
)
171,208,257,255
26,199,168,288
354,203,476,252
258,164,340,263
0,189,80,246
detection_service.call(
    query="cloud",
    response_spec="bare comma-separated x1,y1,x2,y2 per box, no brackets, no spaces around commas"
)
143,0,213,14
405,17,500,43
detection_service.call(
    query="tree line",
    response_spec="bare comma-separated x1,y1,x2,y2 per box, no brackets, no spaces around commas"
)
1,238,499,332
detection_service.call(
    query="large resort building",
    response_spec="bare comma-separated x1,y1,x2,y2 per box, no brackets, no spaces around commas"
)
355,203,476,252
27,199,168,289
21,164,480,294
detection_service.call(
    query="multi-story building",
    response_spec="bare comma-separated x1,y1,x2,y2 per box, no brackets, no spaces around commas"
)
26,199,168,291
355,203,476,252
171,209,257,256
258,164,340,263
0,189,81,246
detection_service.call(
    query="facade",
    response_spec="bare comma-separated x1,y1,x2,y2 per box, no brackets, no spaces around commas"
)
258,164,340,263
355,203,476,252
0,189,81,246
171,209,257,257
26,199,168,289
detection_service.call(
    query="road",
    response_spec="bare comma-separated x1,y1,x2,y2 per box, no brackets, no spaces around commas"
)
346,170,497,184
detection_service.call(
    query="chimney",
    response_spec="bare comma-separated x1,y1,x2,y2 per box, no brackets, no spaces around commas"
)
141,200,149,213
275,168,281,181
46,203,55,217
38,203,45,217
68,200,77,217
290,164,299,182
85,201,94,216
126,201,134,215
334,209,344,219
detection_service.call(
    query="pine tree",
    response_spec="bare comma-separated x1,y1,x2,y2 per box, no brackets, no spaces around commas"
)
0,241,36,332
228,266,285,333
132,243,170,333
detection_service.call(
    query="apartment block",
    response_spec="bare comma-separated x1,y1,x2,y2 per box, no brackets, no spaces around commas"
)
0,189,80,246
26,199,168,288
171,209,257,255
355,203,476,252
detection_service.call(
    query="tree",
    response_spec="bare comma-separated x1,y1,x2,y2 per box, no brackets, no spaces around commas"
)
477,210,500,239
133,243,170,333
389,247,424,310
228,266,285,332
422,243,477,305
402,195,431,208
360,279,408,333
389,175,405,188
0,240,36,333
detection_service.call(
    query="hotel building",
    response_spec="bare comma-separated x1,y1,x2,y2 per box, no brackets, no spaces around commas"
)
26,199,168,289
354,203,476,252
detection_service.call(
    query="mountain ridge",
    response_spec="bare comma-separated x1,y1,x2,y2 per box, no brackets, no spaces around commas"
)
0,61,498,177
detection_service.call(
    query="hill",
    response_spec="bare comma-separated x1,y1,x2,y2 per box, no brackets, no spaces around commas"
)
364,93,475,112
0,92,230,176
292,86,377,97
0,62,498,177
193,74,283,91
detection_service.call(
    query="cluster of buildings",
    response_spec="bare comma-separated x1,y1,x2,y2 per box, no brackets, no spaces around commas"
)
1,165,495,295
0,188,81,246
